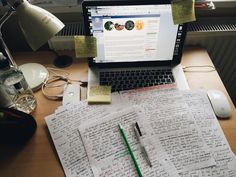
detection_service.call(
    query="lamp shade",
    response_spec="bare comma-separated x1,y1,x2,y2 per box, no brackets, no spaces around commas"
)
15,0,64,51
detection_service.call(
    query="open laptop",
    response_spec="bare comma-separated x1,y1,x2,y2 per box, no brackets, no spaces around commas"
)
82,0,189,93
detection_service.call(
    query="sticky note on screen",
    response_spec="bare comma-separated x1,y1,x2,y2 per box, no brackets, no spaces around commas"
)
87,86,111,104
74,35,97,58
171,0,196,24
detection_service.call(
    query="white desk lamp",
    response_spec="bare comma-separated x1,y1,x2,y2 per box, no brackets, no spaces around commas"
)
0,0,64,90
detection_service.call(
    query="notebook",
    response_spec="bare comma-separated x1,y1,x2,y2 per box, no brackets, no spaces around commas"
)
82,0,189,93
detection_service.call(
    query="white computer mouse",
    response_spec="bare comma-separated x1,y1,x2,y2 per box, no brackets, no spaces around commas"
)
207,90,232,119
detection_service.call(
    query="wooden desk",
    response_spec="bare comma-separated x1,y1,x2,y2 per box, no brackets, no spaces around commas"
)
0,48,235,177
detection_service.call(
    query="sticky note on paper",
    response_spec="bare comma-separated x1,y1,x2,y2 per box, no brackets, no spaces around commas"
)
74,35,97,58
88,86,112,104
171,0,196,24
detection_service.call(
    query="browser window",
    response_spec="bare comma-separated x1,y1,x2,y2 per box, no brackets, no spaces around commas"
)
87,4,181,63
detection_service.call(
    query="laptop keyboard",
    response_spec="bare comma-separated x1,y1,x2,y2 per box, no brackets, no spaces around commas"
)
99,68,175,92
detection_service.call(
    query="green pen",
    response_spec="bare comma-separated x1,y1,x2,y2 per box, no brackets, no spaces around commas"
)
118,124,143,177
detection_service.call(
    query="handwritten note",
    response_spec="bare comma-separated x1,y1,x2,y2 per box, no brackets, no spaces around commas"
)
79,107,180,177
45,88,236,177
45,93,125,177
180,90,236,177
119,88,216,173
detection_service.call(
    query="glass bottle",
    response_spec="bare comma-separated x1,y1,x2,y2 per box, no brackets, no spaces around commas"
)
0,53,14,108
0,52,37,114
0,84,14,108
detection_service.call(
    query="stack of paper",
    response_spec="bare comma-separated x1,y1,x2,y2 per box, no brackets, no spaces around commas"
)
45,86,236,177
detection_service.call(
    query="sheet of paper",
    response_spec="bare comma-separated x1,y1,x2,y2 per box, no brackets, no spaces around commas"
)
45,103,95,177
45,93,126,177
45,86,236,177
119,88,216,173
119,88,236,176
171,0,196,24
79,106,180,177
74,35,97,58
179,90,236,177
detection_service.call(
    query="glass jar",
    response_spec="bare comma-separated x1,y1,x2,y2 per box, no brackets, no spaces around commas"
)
0,52,37,114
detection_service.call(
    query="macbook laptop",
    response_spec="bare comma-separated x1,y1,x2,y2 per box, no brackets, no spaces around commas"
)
82,0,189,93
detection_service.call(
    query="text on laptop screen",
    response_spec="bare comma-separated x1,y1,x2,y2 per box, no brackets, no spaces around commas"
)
86,4,183,63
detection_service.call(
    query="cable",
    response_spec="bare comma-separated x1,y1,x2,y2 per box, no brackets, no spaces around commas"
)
46,67,87,86
183,65,216,72
41,67,87,100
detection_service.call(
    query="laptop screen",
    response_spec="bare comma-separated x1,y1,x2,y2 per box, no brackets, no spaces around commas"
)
83,0,187,65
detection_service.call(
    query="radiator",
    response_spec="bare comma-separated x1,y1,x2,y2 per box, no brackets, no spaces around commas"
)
48,22,84,50
186,21,236,106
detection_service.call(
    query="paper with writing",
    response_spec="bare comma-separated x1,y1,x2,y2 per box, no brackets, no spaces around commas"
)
45,93,126,177
45,87,236,177
79,106,180,177
119,88,216,173
179,90,236,177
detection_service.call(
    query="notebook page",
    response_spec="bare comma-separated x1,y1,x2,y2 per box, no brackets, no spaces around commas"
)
180,90,236,177
79,106,180,177
119,88,216,173
45,93,126,177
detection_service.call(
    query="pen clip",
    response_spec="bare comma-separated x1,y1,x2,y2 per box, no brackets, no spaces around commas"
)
135,122,142,137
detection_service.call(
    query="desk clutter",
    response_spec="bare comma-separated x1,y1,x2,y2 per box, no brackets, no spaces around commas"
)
45,86,236,177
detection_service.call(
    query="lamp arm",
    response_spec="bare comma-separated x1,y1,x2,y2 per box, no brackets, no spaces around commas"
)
0,7,15,28
0,7,18,68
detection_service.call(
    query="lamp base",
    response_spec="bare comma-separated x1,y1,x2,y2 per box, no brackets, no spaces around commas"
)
53,55,73,68
19,63,49,91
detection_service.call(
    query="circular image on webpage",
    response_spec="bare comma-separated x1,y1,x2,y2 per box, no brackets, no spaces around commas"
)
114,23,125,31
104,21,114,31
125,20,135,30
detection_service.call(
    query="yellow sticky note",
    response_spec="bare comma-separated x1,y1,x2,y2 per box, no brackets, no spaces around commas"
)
171,0,196,25
74,35,97,58
88,86,111,104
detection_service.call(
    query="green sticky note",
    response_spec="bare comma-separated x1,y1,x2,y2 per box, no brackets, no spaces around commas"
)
0,112,4,119
171,0,196,25
74,35,97,58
